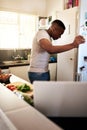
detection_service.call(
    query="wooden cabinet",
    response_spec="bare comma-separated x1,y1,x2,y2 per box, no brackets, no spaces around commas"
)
9,66,29,82
9,63,57,82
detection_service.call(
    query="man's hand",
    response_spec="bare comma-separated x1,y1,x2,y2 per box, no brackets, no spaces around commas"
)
73,35,85,48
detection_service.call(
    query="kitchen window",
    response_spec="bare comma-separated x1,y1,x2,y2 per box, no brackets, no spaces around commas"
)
0,11,37,49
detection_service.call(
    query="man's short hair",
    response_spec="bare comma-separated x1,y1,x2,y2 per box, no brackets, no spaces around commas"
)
52,19,66,30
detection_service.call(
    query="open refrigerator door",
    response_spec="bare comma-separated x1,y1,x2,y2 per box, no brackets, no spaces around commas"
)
77,0,87,81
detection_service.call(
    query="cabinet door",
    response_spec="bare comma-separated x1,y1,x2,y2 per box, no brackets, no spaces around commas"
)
49,63,57,81
9,66,29,82
9,64,57,82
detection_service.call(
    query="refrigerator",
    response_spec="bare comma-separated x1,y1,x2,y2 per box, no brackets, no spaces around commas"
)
54,7,79,81
77,0,87,81
54,1,87,81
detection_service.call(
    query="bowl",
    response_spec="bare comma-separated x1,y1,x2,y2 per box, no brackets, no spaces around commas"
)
0,74,11,84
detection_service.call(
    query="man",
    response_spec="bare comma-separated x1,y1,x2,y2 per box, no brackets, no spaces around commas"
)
28,19,85,83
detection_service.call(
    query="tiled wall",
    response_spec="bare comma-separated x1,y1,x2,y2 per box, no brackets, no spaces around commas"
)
0,49,57,63
0,49,31,62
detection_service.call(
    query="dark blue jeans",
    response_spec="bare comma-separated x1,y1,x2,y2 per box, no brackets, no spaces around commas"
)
28,71,50,84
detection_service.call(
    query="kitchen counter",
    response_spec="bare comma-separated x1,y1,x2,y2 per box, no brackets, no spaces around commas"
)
0,74,62,130
0,60,30,69
0,108,17,130
0,60,57,69
1,74,87,130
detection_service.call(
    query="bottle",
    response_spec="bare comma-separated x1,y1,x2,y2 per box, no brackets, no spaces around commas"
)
68,0,72,8
75,0,79,6
28,54,31,62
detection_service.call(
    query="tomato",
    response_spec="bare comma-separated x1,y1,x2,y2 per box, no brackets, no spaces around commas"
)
7,85,16,91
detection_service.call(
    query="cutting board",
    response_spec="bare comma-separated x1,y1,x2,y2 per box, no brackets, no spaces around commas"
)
6,81,33,97
8,74,33,97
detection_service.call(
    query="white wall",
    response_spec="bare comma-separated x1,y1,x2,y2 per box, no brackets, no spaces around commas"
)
0,0,65,16
0,0,46,16
46,0,64,16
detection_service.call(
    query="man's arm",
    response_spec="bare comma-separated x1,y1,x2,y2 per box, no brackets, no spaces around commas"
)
39,35,85,54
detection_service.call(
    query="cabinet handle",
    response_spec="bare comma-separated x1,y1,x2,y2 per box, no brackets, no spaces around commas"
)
70,58,73,60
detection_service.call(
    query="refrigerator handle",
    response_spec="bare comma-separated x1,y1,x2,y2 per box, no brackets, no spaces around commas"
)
75,73,82,81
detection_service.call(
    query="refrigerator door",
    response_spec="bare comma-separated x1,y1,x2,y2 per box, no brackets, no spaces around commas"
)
54,7,78,81
77,0,87,81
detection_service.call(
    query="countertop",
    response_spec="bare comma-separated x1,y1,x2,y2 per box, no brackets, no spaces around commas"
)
0,75,62,130
0,60,30,69
0,60,57,69
0,108,17,130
